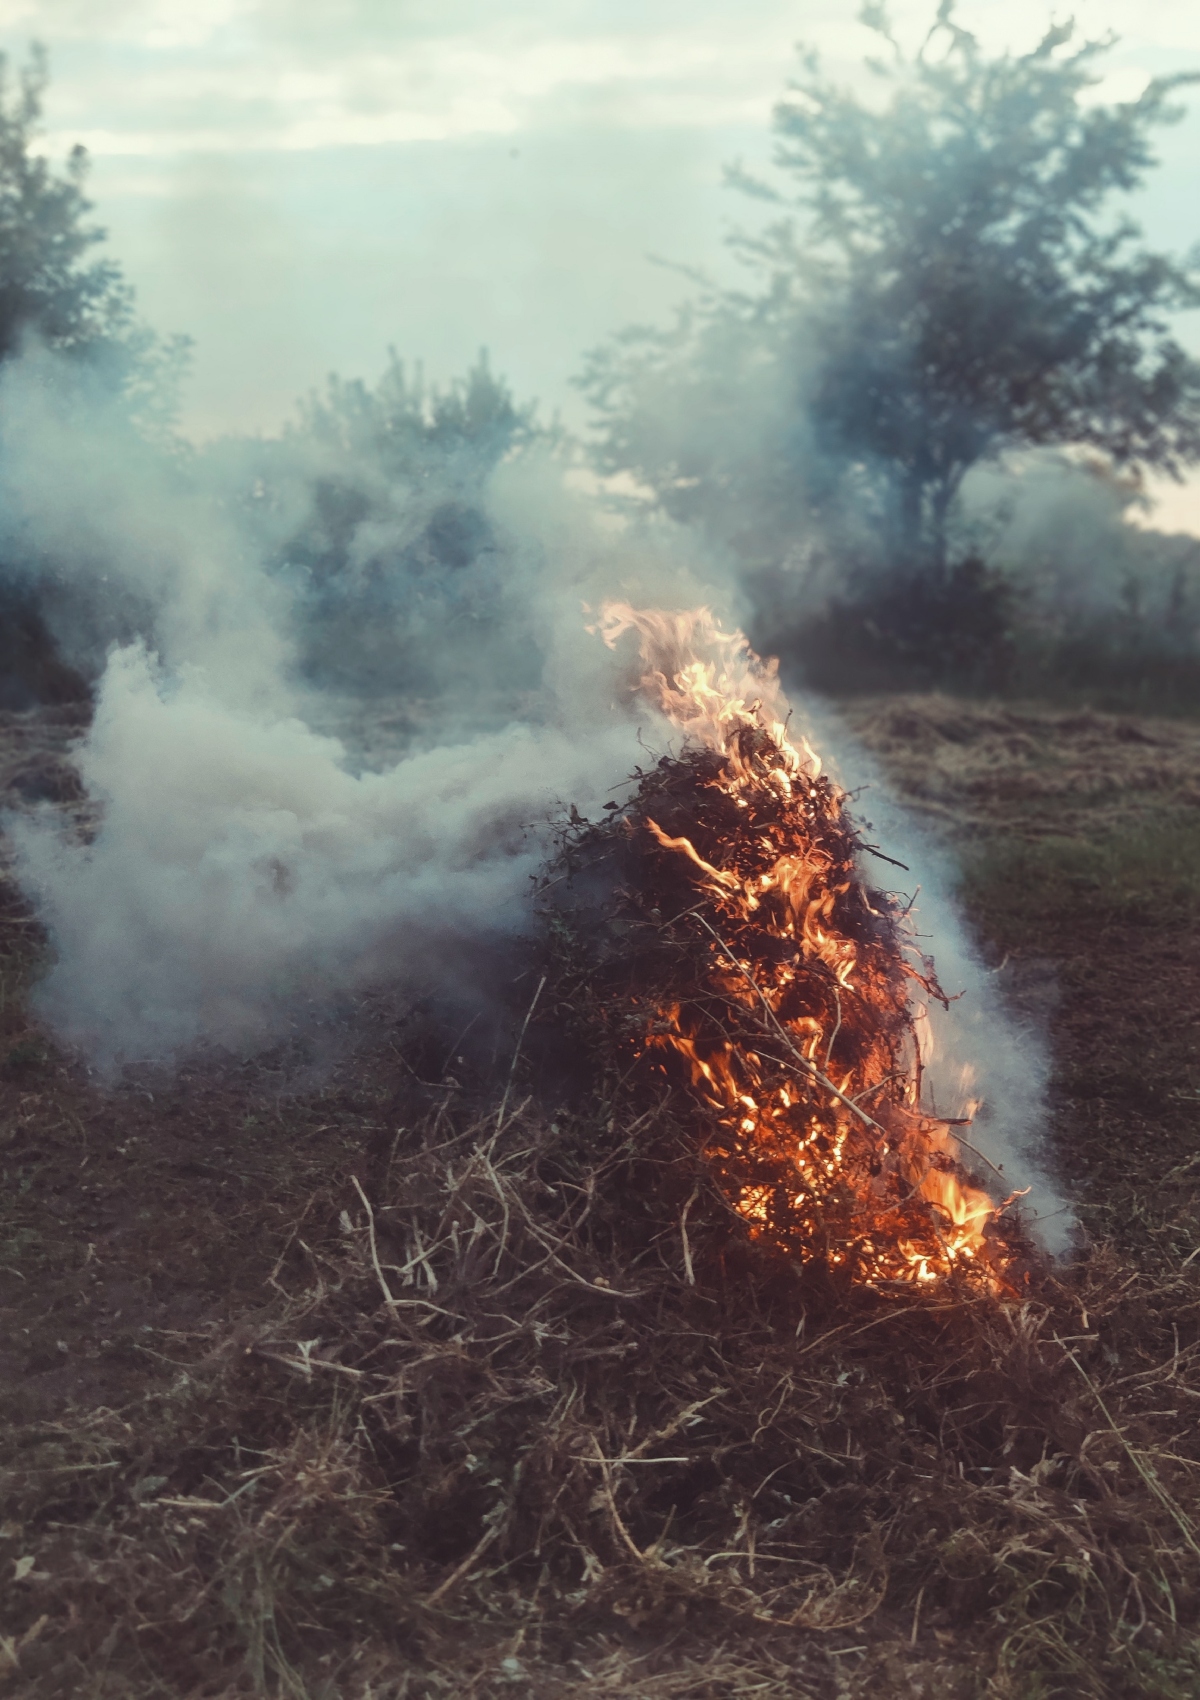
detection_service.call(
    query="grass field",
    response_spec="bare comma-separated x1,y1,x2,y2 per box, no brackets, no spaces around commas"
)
3,696,1200,1698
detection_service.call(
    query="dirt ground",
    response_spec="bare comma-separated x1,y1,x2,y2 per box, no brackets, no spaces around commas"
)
0,702,443,1436
844,696,1200,1260
2,694,1200,1697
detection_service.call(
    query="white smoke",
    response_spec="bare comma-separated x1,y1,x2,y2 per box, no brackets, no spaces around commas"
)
11,642,640,1061
958,447,1200,637
0,349,720,1065
0,348,1068,1244
803,700,1071,1251
0,348,292,704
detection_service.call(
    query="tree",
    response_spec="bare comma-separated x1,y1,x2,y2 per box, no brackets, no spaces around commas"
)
582,5,1200,578
0,46,190,706
577,301,843,577
217,349,542,695
277,347,535,592
0,45,132,365
0,44,188,432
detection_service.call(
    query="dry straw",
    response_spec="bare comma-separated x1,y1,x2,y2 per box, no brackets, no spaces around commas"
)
4,1087,1200,1698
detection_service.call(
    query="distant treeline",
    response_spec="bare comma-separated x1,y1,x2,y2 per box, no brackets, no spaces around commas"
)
2,9,1200,713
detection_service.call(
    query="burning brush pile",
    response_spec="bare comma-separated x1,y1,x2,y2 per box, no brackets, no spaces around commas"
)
543,603,1028,1293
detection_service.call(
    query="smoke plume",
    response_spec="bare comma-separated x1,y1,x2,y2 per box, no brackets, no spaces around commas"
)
0,347,1068,1242
0,350,719,1062
802,699,1068,1249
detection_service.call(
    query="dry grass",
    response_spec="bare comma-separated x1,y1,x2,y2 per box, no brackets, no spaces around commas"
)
5,697,1200,1697
840,696,1200,842
4,1079,1200,1698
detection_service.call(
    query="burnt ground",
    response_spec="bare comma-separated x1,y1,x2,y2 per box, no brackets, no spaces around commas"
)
1,695,1199,1697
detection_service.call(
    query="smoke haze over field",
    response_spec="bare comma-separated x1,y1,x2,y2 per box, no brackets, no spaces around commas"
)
2,5,1174,1247
13,646,641,1058
1,350,728,1059
0,346,1069,1244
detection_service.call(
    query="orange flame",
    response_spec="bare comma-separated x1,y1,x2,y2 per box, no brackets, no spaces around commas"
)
596,601,1012,1290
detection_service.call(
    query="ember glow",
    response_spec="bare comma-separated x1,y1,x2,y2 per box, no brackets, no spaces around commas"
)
595,602,1019,1289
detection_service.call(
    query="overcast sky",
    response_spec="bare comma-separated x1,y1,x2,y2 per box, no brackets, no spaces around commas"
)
4,0,1200,526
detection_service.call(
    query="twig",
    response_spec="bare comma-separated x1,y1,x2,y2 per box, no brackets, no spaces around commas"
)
1056,1337,1200,1562
423,1522,503,1609
945,1128,1012,1187
489,1175,644,1298
440,1011,480,1078
351,1174,397,1308
860,842,910,872
481,1148,515,1278
256,1349,366,1381
824,984,843,1071
590,1436,648,1562
910,1582,925,1645
496,975,546,1132
623,1388,729,1459
679,1183,700,1286
575,1455,692,1466
847,1069,907,1107
691,913,888,1136
268,1191,320,1286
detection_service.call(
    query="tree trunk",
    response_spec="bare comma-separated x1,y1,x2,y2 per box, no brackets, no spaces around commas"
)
927,478,954,577
895,473,925,570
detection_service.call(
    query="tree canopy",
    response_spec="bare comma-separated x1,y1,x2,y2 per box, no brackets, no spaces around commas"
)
0,46,192,706
581,5,1200,576
215,349,543,697
0,46,132,364
0,44,191,449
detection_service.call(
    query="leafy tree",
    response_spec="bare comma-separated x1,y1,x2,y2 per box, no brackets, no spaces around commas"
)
578,301,843,578
0,44,189,434
0,46,190,705
582,5,1200,578
0,45,133,366
220,349,542,696
294,347,532,470
276,347,535,589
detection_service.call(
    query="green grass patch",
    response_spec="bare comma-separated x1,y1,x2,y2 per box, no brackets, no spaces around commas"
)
958,813,1200,942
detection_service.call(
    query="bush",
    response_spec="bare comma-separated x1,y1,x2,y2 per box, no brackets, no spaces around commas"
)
765,556,1017,697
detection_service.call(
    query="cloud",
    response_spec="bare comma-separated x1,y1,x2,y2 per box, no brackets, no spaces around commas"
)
13,0,1197,509
20,1,805,158
18,1,1197,170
